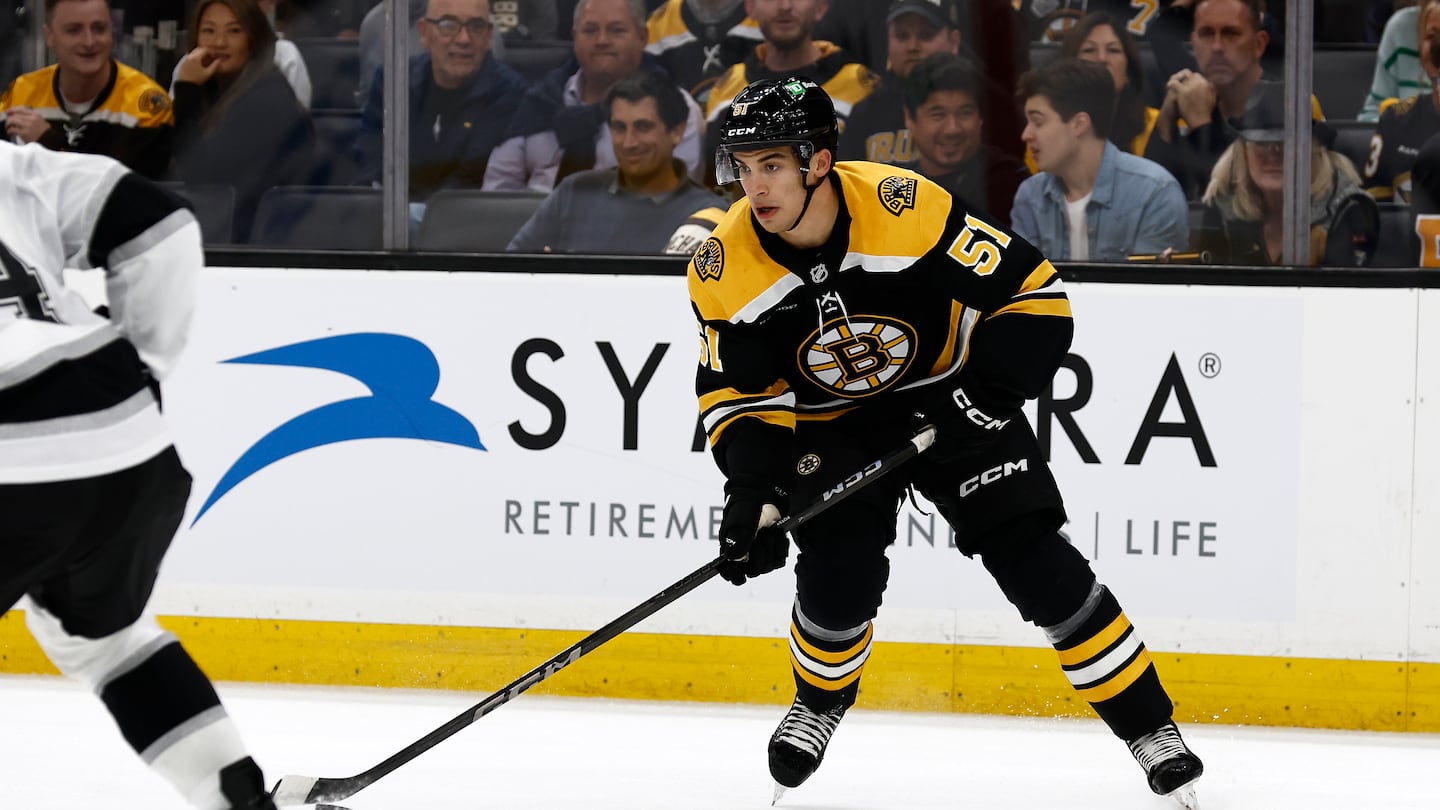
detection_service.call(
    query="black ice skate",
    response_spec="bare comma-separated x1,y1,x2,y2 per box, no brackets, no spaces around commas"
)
1127,722,1204,810
219,757,278,810
768,697,848,803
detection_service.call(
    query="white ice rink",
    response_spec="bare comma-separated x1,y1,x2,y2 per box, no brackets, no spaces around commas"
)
1,673,1435,809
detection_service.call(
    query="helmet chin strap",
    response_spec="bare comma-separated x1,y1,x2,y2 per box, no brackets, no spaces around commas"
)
786,167,824,233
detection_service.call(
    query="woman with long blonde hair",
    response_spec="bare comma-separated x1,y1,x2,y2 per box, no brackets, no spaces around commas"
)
1200,82,1379,266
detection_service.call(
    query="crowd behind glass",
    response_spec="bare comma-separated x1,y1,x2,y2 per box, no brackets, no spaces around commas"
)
3,0,1436,267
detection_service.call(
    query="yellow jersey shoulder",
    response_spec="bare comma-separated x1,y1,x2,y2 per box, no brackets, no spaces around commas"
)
835,161,954,261
111,62,173,127
687,195,793,323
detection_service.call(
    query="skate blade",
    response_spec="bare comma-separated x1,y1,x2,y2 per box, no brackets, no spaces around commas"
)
772,783,788,805
1167,782,1199,810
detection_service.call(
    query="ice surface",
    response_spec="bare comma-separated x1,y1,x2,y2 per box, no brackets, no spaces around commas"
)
1,674,1435,809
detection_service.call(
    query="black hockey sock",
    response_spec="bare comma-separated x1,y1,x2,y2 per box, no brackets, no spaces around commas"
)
1046,586,1175,741
789,606,873,710
99,639,254,808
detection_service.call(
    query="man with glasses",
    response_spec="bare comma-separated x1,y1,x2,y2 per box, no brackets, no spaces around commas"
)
353,0,528,213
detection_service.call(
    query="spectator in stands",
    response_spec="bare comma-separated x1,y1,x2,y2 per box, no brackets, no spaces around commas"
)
1409,129,1440,265
1016,0,1162,45
1199,82,1378,266
0,0,173,180
1011,58,1189,261
645,0,760,102
275,0,370,39
838,0,1022,167
703,0,875,177
1360,1,1434,121
1060,12,1158,156
172,0,314,108
355,0,526,220
172,0,316,242
1144,0,1319,199
484,0,705,192
508,70,726,253
1364,3,1440,204
899,53,1028,225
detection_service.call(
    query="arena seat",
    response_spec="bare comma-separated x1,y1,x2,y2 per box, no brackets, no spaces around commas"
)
310,110,362,186
1312,46,1377,121
250,186,383,249
158,182,236,245
501,40,574,84
1328,119,1376,175
295,37,361,111
1372,201,1415,267
416,189,548,252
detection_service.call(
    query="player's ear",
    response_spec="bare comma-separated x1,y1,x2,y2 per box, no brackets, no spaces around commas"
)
812,147,834,179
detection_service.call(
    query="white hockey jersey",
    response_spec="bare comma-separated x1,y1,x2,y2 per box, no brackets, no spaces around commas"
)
0,141,200,483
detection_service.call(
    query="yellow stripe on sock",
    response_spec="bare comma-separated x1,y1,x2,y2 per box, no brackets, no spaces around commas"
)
1075,649,1155,704
1056,614,1131,668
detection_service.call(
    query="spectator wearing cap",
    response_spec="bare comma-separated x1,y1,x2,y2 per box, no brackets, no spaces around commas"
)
1199,80,1378,266
1143,0,1322,200
483,0,706,192
507,70,727,253
1011,58,1189,262
837,0,1021,166
353,0,528,207
898,53,1028,225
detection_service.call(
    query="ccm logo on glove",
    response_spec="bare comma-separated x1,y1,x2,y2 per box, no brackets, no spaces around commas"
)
952,387,1009,432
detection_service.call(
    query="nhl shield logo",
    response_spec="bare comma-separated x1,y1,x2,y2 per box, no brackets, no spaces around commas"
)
878,176,917,217
693,237,725,282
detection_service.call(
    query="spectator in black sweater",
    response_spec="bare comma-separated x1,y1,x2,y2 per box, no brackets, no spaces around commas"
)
172,0,315,242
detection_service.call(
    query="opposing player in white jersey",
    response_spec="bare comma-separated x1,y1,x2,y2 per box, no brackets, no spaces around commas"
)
0,140,278,810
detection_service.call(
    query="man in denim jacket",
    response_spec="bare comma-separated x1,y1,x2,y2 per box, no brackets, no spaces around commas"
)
1010,58,1189,262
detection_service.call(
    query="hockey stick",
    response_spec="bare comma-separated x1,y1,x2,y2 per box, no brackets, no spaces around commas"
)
271,426,937,807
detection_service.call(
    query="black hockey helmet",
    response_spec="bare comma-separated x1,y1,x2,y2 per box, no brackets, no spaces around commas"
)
714,77,839,184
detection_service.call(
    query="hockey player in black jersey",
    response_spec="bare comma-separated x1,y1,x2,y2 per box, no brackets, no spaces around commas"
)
0,141,277,810
688,77,1204,807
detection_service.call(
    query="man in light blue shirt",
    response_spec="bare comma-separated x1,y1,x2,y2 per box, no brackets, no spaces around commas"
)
1010,58,1189,262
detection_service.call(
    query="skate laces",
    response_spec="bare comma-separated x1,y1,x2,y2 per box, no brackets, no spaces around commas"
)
774,699,846,757
1127,723,1190,773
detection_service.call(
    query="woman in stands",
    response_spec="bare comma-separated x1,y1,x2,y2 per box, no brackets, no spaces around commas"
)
172,0,315,243
1199,81,1379,266
1060,12,1158,156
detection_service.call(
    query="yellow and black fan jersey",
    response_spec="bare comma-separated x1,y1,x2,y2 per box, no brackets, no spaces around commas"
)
1363,93,1440,204
703,41,875,126
646,0,762,101
688,160,1072,477
0,61,174,180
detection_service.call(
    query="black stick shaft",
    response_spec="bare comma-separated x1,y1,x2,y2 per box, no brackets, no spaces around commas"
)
291,427,936,805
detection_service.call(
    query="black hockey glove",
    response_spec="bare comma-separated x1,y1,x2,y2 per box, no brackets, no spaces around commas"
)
913,383,1016,463
717,491,789,586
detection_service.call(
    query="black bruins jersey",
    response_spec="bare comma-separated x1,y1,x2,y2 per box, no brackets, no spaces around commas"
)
689,161,1072,477
646,0,762,101
1015,0,1161,43
1363,94,1440,203
0,61,173,180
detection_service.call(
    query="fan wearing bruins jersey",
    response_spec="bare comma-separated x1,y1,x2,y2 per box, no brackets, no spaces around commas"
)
0,0,173,180
692,77,1204,807
1363,89,1440,204
0,142,278,810
646,0,763,102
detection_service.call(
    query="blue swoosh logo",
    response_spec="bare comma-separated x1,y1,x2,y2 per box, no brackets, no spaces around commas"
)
192,333,484,524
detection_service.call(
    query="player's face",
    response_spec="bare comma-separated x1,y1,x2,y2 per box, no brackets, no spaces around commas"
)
573,0,646,83
887,14,960,78
1243,139,1284,194
420,0,494,88
747,0,827,51
1021,94,1078,175
1076,23,1128,90
610,96,683,181
197,2,252,77
1191,0,1266,90
732,147,810,232
44,0,114,81
905,89,983,172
